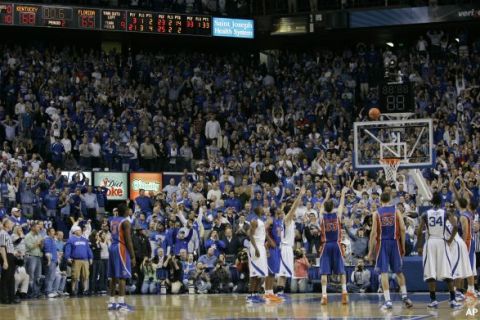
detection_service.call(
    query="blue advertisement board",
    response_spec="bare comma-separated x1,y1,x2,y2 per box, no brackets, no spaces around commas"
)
212,17,254,39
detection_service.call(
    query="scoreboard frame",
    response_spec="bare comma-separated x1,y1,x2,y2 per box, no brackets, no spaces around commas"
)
0,2,239,38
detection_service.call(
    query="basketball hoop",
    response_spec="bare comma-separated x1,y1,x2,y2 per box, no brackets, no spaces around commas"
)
380,158,401,184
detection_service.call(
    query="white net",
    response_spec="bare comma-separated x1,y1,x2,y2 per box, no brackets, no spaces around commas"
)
380,158,401,184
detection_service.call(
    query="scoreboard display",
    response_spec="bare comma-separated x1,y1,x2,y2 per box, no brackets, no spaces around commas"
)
379,82,415,114
0,2,238,37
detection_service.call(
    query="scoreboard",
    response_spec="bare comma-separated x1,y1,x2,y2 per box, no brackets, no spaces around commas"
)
0,2,251,38
379,82,415,114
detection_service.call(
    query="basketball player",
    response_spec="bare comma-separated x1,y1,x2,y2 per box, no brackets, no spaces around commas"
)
246,207,268,304
264,213,283,303
318,185,349,305
416,192,462,309
368,191,413,310
453,198,477,301
107,203,136,311
276,187,306,299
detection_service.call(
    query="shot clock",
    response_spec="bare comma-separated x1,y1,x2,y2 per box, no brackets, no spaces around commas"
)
379,82,415,114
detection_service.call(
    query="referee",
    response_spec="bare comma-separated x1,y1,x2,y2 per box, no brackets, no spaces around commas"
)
0,219,18,304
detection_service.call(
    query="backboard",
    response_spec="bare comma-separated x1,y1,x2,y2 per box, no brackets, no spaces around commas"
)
353,118,433,170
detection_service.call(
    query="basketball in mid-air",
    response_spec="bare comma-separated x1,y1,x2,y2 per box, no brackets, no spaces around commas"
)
369,107,381,120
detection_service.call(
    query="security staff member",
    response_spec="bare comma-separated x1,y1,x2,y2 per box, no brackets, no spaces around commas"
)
0,219,18,304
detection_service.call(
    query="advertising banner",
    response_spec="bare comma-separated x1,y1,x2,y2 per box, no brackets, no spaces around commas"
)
129,172,163,200
61,171,92,185
93,172,128,200
212,17,254,39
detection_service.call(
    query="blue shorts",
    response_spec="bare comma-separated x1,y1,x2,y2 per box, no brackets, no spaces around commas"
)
267,247,280,275
319,242,345,275
375,239,402,274
108,243,132,279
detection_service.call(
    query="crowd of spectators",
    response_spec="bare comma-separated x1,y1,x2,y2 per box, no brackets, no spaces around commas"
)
0,27,480,301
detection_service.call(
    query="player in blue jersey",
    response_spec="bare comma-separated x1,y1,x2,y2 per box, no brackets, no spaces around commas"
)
318,185,349,305
264,213,283,303
368,190,413,310
107,203,136,312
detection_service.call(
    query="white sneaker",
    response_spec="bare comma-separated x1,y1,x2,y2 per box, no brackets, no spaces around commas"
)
48,293,58,298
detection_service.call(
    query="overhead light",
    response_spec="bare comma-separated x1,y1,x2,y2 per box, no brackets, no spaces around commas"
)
455,38,460,42
386,42,394,48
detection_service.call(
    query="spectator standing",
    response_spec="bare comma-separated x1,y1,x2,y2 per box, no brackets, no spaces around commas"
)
12,225,28,299
43,227,58,298
205,114,221,144
24,222,44,298
81,186,99,222
140,137,158,172
64,225,93,296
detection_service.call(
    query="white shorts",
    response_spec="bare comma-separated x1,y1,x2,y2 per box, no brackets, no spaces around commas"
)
249,245,268,278
449,237,474,279
423,238,453,281
277,245,294,278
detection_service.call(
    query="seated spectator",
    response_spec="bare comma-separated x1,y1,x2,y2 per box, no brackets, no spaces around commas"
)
204,230,226,256
198,247,218,269
141,257,158,294
210,254,232,293
182,253,196,286
233,248,249,293
290,248,310,293
192,262,211,294
347,259,371,293
163,254,183,294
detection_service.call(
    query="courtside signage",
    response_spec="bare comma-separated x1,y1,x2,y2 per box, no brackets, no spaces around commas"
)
94,172,128,200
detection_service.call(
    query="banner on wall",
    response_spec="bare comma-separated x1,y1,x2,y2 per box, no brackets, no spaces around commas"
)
93,172,128,200
129,172,163,200
61,171,92,185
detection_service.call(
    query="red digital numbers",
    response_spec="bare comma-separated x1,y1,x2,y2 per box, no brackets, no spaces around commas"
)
2,4,13,24
80,15,95,29
20,12,36,25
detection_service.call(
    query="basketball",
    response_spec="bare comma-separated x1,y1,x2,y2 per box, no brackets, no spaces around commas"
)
369,107,381,120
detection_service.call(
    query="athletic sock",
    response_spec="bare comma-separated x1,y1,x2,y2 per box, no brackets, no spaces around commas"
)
265,289,273,295
277,286,284,294
449,291,455,301
118,296,125,304
383,290,391,302
341,284,347,293
429,291,436,301
468,285,475,293
400,285,407,298
109,297,116,304
322,285,327,297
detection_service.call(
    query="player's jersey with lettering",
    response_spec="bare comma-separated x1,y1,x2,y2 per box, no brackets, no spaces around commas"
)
252,218,266,244
425,208,447,240
271,218,282,246
377,205,399,240
281,220,295,247
321,212,341,243
110,217,127,246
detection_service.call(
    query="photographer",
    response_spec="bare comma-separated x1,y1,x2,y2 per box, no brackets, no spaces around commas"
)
347,259,371,293
290,248,310,293
192,262,211,294
210,254,232,293
163,254,183,294
132,225,152,294
141,257,158,294
233,248,249,293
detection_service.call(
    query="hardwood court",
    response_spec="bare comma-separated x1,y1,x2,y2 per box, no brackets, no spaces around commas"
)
0,293,478,320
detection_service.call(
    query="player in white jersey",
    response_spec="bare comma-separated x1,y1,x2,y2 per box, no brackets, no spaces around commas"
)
246,207,268,304
276,187,306,298
417,192,461,309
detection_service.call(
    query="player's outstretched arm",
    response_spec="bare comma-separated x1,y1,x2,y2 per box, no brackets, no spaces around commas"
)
123,220,136,267
337,186,349,220
285,186,306,224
